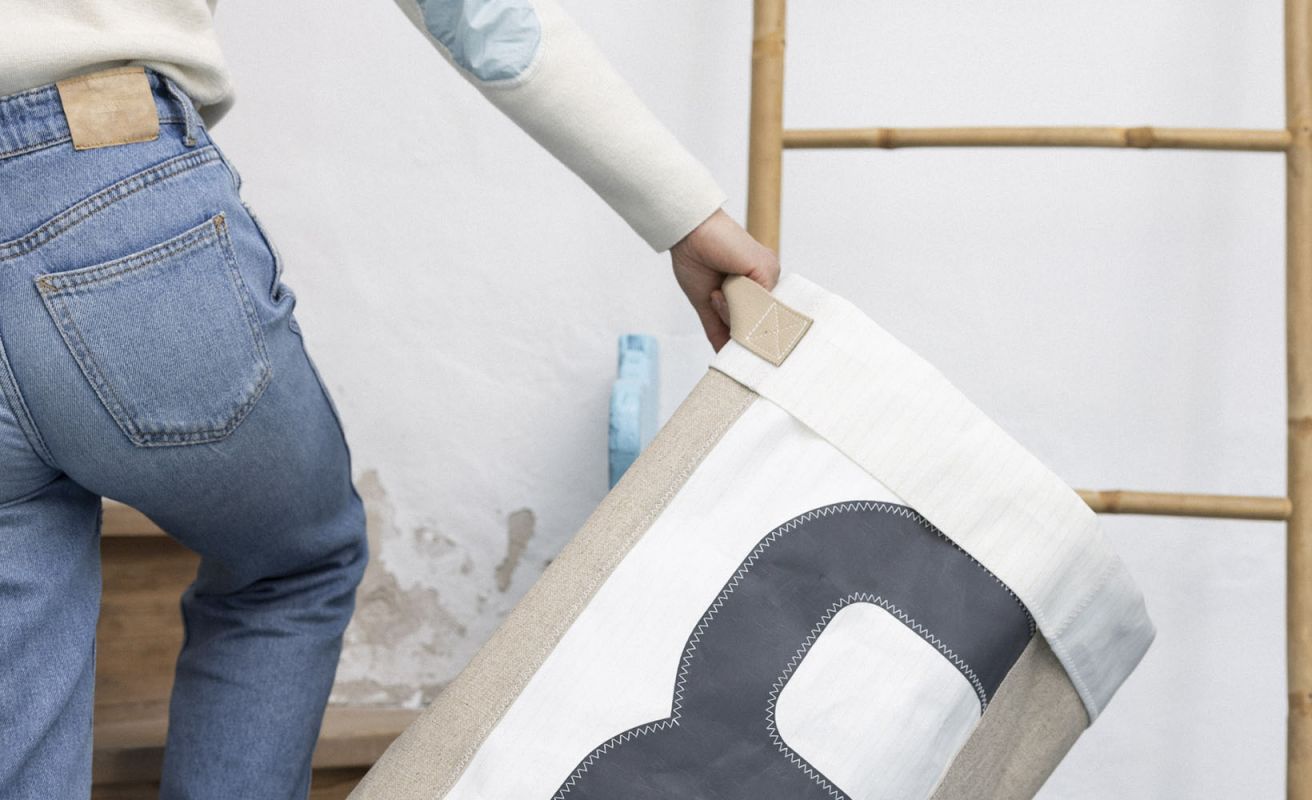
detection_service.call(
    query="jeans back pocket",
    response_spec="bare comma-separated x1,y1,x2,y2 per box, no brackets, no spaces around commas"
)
35,213,272,447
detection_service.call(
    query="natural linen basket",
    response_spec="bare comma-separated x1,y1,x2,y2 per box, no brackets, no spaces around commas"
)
350,273,1155,800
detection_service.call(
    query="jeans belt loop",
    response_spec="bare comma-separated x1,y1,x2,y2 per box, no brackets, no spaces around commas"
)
161,74,200,147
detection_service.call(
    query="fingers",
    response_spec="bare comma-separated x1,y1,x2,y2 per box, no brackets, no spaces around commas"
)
695,295,730,352
730,243,780,293
668,208,783,352
710,288,729,328
716,234,781,293
756,251,781,291
707,328,730,352
675,209,782,291
733,241,780,292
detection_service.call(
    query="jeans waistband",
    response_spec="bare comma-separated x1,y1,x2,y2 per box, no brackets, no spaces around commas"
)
0,67,202,162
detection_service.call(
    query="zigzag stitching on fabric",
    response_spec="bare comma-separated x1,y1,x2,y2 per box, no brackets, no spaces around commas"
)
769,501,1033,637
760,590,991,800
761,593,873,800
762,591,989,790
555,500,1009,797
486,384,752,800
886,501,1036,637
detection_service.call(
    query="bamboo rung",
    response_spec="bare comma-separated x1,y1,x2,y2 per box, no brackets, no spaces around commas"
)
1077,489,1291,520
104,490,1292,539
782,126,1292,152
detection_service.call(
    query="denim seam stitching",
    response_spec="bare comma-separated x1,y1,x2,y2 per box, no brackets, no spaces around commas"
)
237,201,284,300
34,214,274,447
3,84,59,103
39,289,143,442
0,338,58,468
214,213,275,430
0,135,72,160
0,147,219,261
38,218,219,294
216,216,272,368
0,473,65,510
124,213,273,445
0,117,186,161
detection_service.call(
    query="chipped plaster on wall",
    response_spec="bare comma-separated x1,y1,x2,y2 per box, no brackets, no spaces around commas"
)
331,471,548,707
496,508,536,592
217,0,1292,791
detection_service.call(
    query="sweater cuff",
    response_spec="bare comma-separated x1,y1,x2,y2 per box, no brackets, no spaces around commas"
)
647,177,728,253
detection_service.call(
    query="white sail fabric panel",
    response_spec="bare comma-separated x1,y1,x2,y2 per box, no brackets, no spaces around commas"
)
351,273,1155,800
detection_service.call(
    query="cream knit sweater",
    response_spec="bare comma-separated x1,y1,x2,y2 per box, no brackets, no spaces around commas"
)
0,0,728,252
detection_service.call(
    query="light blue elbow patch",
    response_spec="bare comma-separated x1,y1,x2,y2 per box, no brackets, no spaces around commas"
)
419,0,542,81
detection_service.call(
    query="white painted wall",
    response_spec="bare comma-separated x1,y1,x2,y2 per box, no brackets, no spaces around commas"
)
211,1,1284,795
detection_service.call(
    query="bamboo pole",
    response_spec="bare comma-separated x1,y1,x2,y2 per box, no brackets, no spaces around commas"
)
1077,490,1291,521
1289,0,1312,793
783,126,1291,152
746,0,786,252
753,5,1300,779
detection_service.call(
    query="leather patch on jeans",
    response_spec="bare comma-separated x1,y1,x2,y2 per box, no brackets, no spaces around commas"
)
56,66,160,151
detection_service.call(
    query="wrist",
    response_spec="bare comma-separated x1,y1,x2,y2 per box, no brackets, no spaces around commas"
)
671,207,726,254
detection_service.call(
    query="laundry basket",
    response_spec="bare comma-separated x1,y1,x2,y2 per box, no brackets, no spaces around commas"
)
350,273,1155,800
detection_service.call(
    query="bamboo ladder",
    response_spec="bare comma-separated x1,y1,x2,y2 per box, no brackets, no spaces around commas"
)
745,0,1311,794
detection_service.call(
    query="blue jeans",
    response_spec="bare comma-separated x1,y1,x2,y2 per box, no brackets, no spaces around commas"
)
0,71,369,798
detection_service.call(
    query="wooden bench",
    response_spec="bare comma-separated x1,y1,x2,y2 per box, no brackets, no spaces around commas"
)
94,502,415,799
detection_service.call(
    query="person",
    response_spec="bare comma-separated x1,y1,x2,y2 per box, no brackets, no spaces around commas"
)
0,0,782,797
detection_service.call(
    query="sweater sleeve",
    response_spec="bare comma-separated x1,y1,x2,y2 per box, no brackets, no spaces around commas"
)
389,0,728,252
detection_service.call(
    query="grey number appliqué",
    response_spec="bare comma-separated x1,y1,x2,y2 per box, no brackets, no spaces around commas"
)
553,501,1035,800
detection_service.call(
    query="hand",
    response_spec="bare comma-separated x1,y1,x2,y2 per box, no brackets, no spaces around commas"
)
669,208,782,351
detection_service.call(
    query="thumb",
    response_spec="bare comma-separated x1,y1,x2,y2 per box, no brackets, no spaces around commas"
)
697,293,731,352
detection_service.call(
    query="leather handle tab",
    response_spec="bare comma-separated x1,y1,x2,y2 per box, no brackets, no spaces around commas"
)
722,274,812,366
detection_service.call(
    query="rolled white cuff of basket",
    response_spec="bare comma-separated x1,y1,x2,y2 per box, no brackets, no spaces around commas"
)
708,273,1157,721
